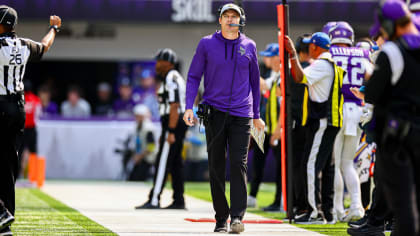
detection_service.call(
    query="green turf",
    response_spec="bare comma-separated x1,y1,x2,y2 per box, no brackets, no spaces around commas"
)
13,188,117,236
184,182,355,236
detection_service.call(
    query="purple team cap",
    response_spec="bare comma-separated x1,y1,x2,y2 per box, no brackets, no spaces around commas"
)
409,0,420,12
370,0,411,37
322,21,337,34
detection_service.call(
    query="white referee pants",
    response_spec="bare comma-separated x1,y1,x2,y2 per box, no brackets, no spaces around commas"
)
333,102,363,217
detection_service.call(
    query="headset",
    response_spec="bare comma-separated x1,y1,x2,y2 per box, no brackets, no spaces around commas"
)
377,3,412,38
217,3,246,27
377,8,395,38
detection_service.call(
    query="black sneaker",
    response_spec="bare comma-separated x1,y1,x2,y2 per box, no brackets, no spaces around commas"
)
0,209,13,231
0,226,12,236
134,202,160,209
214,220,227,233
229,217,244,234
347,223,385,236
294,212,326,225
385,219,393,232
262,203,281,212
348,214,368,228
163,202,186,210
293,211,309,220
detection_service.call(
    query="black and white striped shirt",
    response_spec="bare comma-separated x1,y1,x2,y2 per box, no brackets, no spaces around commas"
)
157,69,186,116
0,32,43,95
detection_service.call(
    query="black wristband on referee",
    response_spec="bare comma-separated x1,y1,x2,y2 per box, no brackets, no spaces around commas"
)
49,25,60,33
168,127,176,133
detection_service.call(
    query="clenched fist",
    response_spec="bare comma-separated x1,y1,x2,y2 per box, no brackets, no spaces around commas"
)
50,15,61,28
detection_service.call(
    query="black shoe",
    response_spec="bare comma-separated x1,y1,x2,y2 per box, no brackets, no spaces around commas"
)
134,202,160,209
163,202,186,210
0,226,12,236
294,212,326,224
262,203,281,212
0,209,13,231
385,219,393,232
347,223,385,236
229,217,244,234
348,214,368,228
214,220,227,233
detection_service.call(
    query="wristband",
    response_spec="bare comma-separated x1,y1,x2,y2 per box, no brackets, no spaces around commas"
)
49,25,60,33
168,127,176,133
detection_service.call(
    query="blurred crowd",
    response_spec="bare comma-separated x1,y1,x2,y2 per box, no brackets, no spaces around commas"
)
27,63,160,121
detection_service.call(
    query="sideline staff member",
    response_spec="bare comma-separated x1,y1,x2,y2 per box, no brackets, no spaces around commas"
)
183,3,264,234
285,32,343,224
353,0,420,235
290,35,312,216
0,5,61,235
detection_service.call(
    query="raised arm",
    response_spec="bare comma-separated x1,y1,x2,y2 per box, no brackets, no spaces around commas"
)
41,15,61,53
285,36,305,83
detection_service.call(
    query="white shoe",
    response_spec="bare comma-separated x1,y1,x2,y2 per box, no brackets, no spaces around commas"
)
247,196,257,208
336,210,346,222
341,207,365,222
327,219,337,225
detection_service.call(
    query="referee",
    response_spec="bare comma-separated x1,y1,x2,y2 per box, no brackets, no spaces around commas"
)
0,5,61,235
136,48,188,210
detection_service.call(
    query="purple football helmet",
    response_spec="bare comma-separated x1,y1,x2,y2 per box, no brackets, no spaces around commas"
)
355,41,379,52
329,21,355,46
322,21,337,34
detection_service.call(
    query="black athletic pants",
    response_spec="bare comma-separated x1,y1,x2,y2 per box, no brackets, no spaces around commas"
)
376,125,420,236
361,179,371,209
249,134,281,206
303,118,339,221
292,120,308,213
364,149,393,227
366,178,393,227
147,115,187,206
0,100,25,215
205,109,251,221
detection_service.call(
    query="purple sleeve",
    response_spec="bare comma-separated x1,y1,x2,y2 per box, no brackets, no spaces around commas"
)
186,39,206,110
249,43,260,119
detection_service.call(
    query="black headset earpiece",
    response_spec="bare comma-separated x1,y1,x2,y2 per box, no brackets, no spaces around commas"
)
377,8,395,37
239,7,246,26
217,5,222,19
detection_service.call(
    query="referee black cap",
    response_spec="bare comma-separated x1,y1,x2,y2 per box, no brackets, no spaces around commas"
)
155,48,177,65
0,5,17,29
